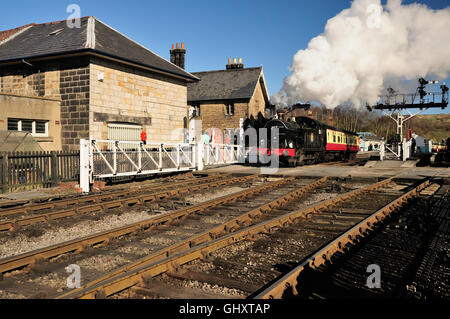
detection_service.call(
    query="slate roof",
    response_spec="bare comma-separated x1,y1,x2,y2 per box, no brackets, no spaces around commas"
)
187,67,266,102
0,17,198,81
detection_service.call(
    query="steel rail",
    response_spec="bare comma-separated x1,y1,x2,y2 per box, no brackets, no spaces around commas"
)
0,175,288,275
56,176,330,299
0,174,247,232
0,174,230,218
253,179,431,299
59,177,395,299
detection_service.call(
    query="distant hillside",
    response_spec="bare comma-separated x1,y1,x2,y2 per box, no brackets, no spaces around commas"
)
410,114,450,142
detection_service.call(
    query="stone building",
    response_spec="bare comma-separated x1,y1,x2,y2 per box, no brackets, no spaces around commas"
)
186,59,271,141
0,16,198,150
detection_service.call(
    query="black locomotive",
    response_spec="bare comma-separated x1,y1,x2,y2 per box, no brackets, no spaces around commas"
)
247,116,360,167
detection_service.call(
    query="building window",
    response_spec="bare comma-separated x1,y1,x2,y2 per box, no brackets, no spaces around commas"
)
22,120,33,133
225,103,235,116
7,118,49,137
7,119,19,131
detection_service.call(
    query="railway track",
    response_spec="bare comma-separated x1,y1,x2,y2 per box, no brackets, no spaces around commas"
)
254,182,448,300
0,175,352,299
0,174,278,275
0,173,230,218
0,173,248,232
255,181,442,299
0,172,196,210
51,177,426,299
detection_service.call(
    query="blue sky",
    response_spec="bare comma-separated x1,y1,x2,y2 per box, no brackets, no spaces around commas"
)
1,0,448,115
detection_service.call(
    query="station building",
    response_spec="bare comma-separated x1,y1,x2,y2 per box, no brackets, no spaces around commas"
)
186,59,271,142
0,17,199,151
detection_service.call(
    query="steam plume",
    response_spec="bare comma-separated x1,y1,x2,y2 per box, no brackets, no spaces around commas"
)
273,0,450,109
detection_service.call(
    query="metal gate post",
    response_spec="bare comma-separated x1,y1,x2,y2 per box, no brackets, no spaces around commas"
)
197,142,204,171
80,139,91,193
138,143,142,172
177,144,181,169
159,144,163,171
113,141,117,175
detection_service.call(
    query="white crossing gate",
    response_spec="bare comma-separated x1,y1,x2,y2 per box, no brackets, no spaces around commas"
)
80,139,244,193
203,143,243,166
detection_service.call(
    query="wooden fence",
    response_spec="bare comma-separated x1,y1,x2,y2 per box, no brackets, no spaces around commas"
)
0,151,80,193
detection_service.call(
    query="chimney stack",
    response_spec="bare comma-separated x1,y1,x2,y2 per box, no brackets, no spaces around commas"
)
170,42,186,69
226,57,244,70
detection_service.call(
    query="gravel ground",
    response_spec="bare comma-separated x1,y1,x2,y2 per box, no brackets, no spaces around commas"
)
185,186,249,204
0,290,26,299
178,279,246,298
0,209,165,259
0,182,259,260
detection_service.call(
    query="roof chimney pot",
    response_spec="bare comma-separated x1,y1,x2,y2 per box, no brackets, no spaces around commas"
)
170,42,186,69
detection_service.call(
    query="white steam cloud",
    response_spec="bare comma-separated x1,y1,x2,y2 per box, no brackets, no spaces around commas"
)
273,0,450,109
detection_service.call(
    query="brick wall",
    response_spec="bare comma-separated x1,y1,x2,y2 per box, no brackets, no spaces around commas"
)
60,64,90,151
0,68,45,97
0,57,90,151
188,76,268,138
1,55,190,150
195,102,248,135
89,57,187,143
248,80,267,118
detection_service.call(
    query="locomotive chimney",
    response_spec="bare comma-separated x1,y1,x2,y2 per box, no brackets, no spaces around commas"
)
170,42,186,69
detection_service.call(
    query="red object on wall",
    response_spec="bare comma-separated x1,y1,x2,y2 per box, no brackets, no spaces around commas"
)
141,131,147,142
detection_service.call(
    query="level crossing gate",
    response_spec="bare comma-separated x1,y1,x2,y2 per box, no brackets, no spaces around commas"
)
80,139,244,193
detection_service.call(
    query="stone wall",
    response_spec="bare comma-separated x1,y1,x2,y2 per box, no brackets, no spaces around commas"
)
0,56,190,150
59,64,90,151
89,57,187,143
0,93,62,150
0,57,90,151
248,80,267,118
188,75,268,138
196,101,249,135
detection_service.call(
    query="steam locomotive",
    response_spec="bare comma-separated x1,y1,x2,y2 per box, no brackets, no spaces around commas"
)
255,116,360,167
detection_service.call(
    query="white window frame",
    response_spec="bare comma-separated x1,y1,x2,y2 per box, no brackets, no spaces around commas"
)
8,118,49,137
